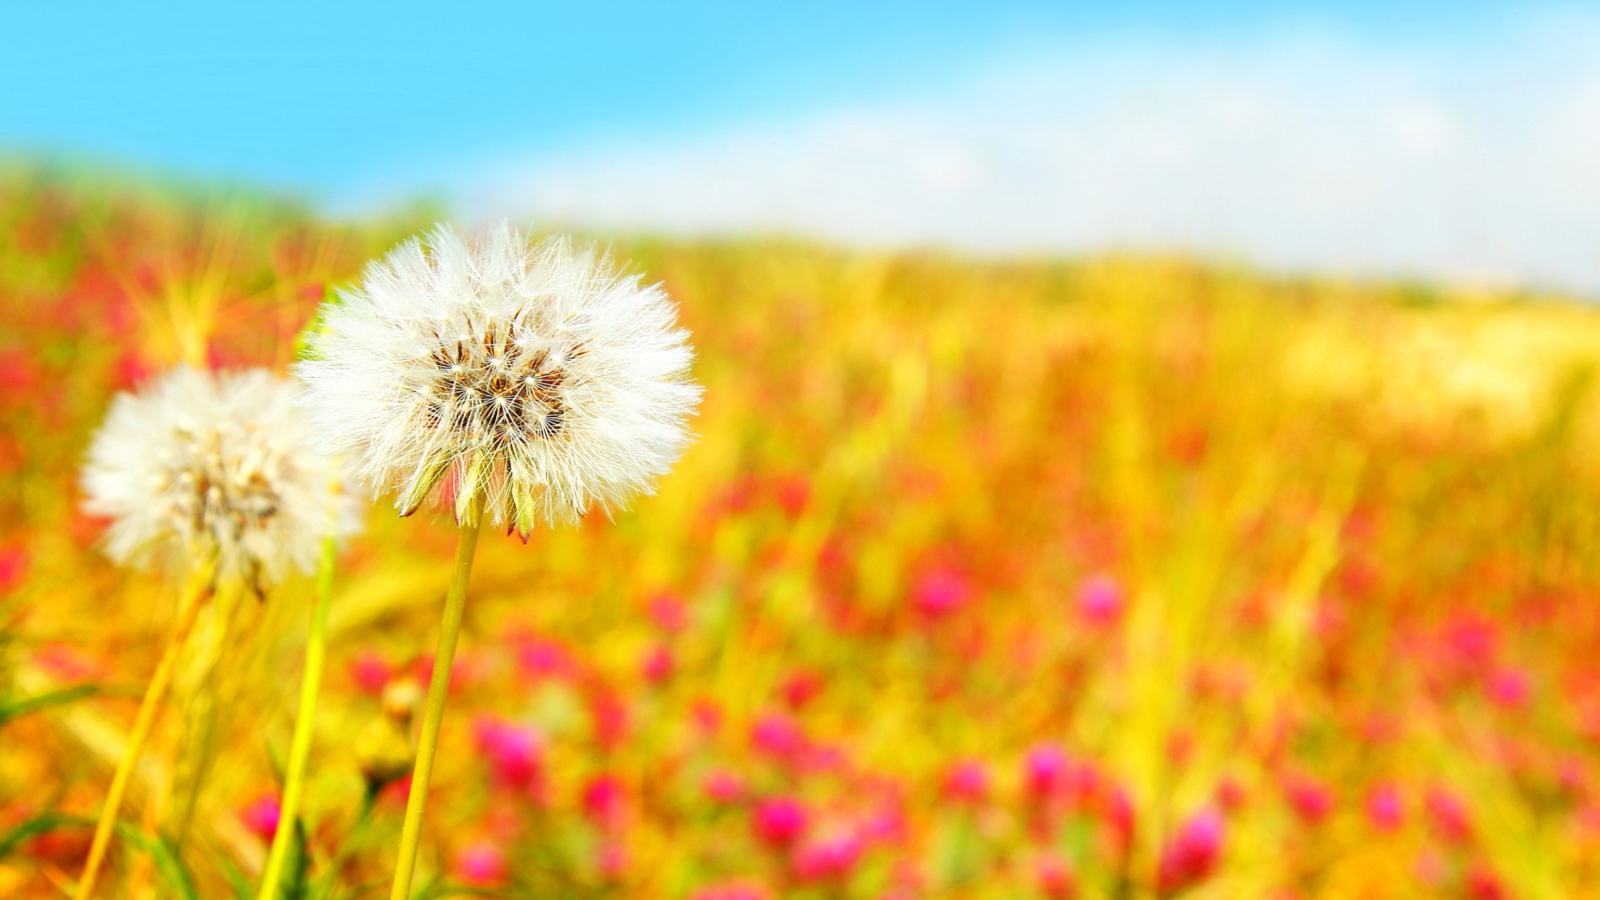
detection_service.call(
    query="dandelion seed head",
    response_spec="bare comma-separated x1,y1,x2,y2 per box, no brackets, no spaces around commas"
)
81,367,362,593
295,223,702,536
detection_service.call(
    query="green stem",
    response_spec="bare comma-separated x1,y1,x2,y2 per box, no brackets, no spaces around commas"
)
388,498,483,900
257,532,339,900
74,560,215,900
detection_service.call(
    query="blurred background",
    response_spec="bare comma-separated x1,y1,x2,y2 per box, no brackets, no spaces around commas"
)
4,2,1600,898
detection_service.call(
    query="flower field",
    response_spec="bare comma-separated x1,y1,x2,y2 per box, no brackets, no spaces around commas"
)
5,167,1600,899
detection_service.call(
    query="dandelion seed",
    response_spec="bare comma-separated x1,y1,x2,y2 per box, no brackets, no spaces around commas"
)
295,224,700,900
295,223,701,537
75,366,360,900
81,366,361,596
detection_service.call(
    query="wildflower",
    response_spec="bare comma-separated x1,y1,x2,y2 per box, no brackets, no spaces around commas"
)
642,644,675,683
296,224,701,538
1366,782,1405,831
703,769,747,804
516,634,574,680
239,794,282,843
597,839,629,879
0,544,27,593
1216,775,1247,812
1025,743,1069,799
350,650,397,695
454,839,507,886
753,796,809,846
583,773,628,829
82,367,361,596
752,712,807,760
1036,856,1078,899
1283,774,1335,823
590,691,630,749
1157,808,1224,894
1486,667,1533,709
791,830,865,883
780,669,825,709
473,716,544,790
692,699,724,735
944,759,990,804
1466,864,1507,900
1077,573,1124,625
1106,784,1137,851
913,568,969,619
1425,786,1472,843
648,592,689,632
32,645,103,683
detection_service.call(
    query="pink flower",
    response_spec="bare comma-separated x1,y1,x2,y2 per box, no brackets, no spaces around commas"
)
913,568,969,619
583,773,628,829
32,644,101,682
1025,743,1069,799
516,636,573,680
590,692,630,749
473,717,544,790
350,650,395,696
1077,573,1124,625
1283,774,1334,824
1066,759,1104,806
791,831,865,882
112,350,154,390
703,769,747,804
753,796,808,846
1157,808,1224,893
0,545,27,593
780,670,825,709
597,838,629,879
1107,784,1136,850
454,839,507,886
1036,856,1078,899
1216,776,1247,812
1486,667,1532,709
693,699,724,735
1366,782,1404,831
1425,786,1472,844
642,644,675,684
944,759,990,804
1443,614,1499,674
649,593,689,633
751,712,806,760
1467,864,1507,900
860,803,908,844
238,794,281,842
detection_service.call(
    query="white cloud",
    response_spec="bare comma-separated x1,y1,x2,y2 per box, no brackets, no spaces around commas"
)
456,17,1600,292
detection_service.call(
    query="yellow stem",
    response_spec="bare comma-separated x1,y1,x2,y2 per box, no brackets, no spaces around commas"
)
388,498,483,900
74,563,215,900
256,532,338,900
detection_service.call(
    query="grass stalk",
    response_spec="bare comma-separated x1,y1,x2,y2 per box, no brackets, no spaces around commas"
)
73,559,216,900
256,530,339,900
387,496,483,900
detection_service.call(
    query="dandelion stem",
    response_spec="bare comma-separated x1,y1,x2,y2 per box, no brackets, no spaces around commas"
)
257,531,339,900
388,497,483,900
74,560,215,900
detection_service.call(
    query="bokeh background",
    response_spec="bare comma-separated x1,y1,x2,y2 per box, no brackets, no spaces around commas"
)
5,2,1600,898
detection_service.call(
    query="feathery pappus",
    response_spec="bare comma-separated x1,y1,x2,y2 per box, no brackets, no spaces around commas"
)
81,367,363,595
295,224,701,538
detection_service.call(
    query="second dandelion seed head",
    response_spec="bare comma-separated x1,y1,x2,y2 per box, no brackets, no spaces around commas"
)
82,367,362,595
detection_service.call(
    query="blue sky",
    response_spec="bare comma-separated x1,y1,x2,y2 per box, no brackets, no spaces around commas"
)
5,2,1600,289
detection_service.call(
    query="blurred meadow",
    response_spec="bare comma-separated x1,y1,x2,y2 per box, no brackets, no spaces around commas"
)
4,163,1600,900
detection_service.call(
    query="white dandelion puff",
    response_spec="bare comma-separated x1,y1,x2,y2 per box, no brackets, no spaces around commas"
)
294,223,702,538
81,367,363,594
